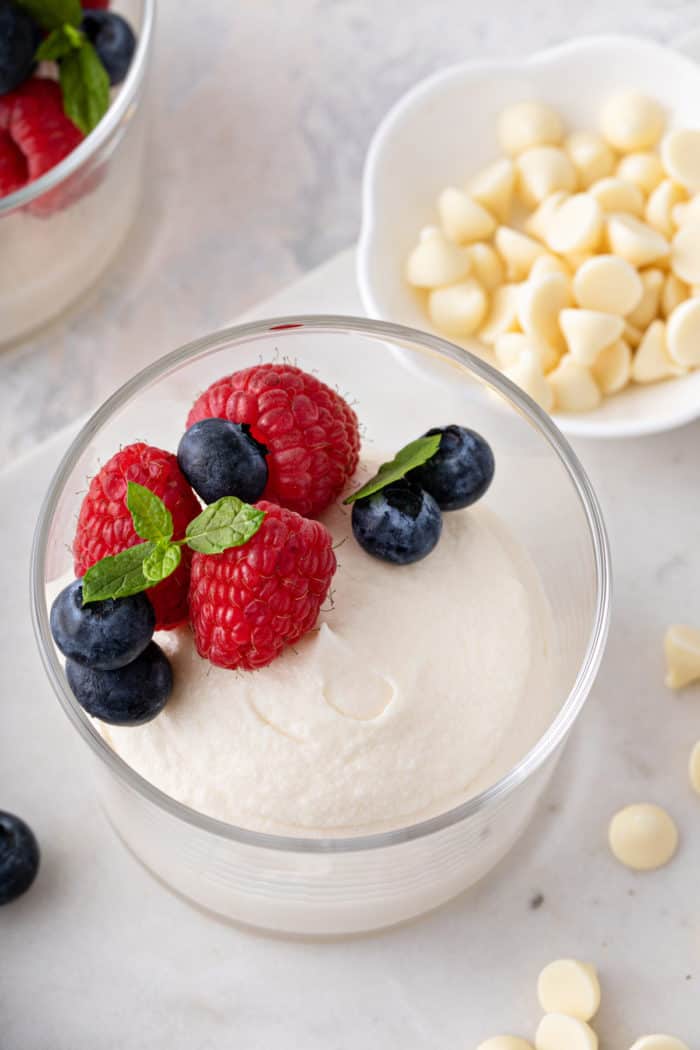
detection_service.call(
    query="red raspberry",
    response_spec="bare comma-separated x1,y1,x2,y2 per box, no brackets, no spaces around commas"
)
189,501,336,670
0,130,27,197
82,1,110,7
186,363,360,518
0,78,84,212
73,444,202,631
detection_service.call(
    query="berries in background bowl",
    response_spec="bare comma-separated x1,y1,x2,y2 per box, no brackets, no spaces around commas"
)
189,501,337,670
0,811,39,906
407,425,495,510
177,418,269,505
187,363,361,518
0,2,40,96
66,641,173,725
81,10,136,86
50,579,155,670
351,479,442,565
73,444,201,631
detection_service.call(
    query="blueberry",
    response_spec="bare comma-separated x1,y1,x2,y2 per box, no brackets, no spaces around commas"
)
50,579,155,671
0,2,40,96
66,642,172,725
0,811,39,906
177,418,268,505
407,425,495,511
81,10,136,86
351,479,442,565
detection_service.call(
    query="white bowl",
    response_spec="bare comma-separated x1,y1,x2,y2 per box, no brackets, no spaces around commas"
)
357,34,700,439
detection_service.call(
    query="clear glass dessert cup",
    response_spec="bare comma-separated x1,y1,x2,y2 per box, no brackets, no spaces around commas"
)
0,0,155,348
31,315,611,937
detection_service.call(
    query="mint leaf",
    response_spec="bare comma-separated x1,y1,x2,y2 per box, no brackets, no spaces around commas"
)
59,41,110,135
35,24,83,62
343,434,442,504
82,542,155,604
143,543,181,584
126,482,174,544
16,0,82,29
185,498,265,555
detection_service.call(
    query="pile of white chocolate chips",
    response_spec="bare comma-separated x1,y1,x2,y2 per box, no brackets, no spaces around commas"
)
405,91,700,412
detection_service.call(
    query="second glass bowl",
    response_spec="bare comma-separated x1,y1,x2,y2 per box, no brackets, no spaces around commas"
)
31,315,610,936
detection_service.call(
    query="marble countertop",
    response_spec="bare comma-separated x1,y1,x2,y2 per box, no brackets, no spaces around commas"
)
2,0,700,464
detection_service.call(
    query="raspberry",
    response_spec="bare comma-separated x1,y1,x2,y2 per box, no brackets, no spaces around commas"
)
0,129,27,196
186,363,360,517
73,443,201,630
0,78,84,212
189,501,336,670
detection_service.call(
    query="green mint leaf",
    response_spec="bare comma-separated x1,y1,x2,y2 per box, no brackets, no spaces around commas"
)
126,482,174,544
35,24,83,62
82,542,155,603
143,543,181,584
185,497,265,555
16,0,82,29
343,434,442,504
59,41,110,135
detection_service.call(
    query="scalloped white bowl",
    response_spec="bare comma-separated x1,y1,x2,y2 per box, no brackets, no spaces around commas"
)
357,34,700,439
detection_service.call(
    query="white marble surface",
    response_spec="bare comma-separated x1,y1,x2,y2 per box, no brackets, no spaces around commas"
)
3,251,700,1049
2,1,700,464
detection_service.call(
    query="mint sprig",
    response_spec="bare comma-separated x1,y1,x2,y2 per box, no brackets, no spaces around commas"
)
82,483,266,604
35,23,83,62
343,434,442,504
16,0,81,30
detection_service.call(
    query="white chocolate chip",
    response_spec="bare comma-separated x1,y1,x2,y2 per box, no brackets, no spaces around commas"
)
516,146,577,207
629,1037,690,1050
405,231,472,287
559,308,623,364
479,283,522,343
589,177,645,217
632,320,677,382
626,268,664,328
667,296,700,366
671,193,700,227
530,253,571,282
645,179,687,237
468,158,516,222
477,1039,534,1050
494,227,546,281
545,194,603,254
548,355,602,411
600,91,664,152
624,320,643,347
535,1013,598,1050
466,242,505,291
671,221,700,284
607,214,669,267
495,332,559,373
524,191,570,240
608,803,678,871
664,624,700,688
438,187,496,244
498,101,564,155
518,273,569,353
661,272,688,318
573,255,643,315
617,151,665,194
503,350,554,411
661,128,700,191
537,959,601,1022
592,338,632,394
428,279,488,336
689,740,700,794
565,131,615,188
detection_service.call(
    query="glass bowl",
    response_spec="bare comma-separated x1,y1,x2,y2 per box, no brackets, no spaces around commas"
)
30,315,611,937
0,0,155,348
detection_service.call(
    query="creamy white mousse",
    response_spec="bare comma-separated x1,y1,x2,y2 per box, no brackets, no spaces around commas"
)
94,493,557,837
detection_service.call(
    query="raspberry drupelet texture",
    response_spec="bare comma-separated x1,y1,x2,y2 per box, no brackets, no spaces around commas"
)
189,501,337,670
73,443,202,630
186,363,361,518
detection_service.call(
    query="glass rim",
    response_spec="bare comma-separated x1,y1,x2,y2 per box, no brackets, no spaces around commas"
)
30,314,612,854
0,0,156,216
